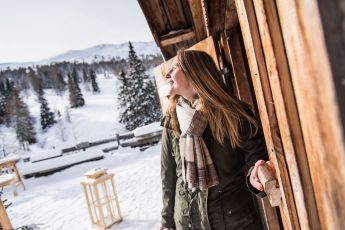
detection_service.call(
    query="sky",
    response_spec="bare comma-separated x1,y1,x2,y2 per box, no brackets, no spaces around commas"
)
0,0,154,63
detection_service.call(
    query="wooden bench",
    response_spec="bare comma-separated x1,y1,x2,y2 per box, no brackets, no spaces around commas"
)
0,160,25,196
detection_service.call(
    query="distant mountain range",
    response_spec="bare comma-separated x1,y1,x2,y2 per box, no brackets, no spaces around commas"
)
0,41,161,70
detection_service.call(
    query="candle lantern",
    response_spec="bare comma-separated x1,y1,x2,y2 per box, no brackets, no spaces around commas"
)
81,168,122,229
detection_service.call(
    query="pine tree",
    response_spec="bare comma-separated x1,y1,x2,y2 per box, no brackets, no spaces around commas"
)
56,110,66,141
0,93,6,124
0,82,7,124
89,69,100,93
6,87,36,149
55,72,66,95
117,69,129,109
38,85,56,130
68,70,85,108
118,41,161,130
82,69,91,92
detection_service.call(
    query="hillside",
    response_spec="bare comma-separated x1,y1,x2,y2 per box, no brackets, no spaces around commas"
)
0,41,161,70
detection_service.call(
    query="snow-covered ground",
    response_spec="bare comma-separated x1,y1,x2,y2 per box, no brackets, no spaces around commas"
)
0,74,163,229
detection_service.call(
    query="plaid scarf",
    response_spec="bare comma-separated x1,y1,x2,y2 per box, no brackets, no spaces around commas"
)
176,97,219,191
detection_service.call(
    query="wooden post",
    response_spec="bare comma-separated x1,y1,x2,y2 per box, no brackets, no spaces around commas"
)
0,199,13,230
82,185,95,224
93,184,106,229
110,177,122,221
252,0,321,229
234,0,300,228
276,0,345,228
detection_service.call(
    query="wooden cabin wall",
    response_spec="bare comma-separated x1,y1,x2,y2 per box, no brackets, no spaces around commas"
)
230,0,345,229
275,0,345,228
220,25,283,230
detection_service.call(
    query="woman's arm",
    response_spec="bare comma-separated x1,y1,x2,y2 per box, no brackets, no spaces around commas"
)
241,119,269,197
161,128,177,228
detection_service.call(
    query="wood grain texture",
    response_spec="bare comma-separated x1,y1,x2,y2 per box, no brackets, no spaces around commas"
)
252,0,316,228
235,0,300,228
276,0,345,228
187,0,207,41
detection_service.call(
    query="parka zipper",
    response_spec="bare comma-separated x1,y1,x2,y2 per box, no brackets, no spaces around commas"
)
218,190,227,230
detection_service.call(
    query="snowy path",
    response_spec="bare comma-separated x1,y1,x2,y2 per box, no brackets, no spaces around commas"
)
4,145,162,230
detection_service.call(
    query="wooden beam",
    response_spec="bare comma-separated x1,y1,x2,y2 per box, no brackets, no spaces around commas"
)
186,0,207,41
208,0,227,36
161,0,188,29
226,25,281,230
252,0,321,228
226,27,255,108
0,200,12,230
225,0,238,30
257,0,320,228
137,0,170,35
317,0,345,138
200,0,210,37
276,0,345,228
160,31,195,47
235,0,300,228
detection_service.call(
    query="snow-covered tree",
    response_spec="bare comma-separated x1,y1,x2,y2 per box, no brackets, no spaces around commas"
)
68,69,85,108
117,69,129,109
38,86,56,130
56,110,66,141
89,69,100,93
64,106,71,123
0,93,6,124
118,41,161,130
6,86,36,149
55,72,66,95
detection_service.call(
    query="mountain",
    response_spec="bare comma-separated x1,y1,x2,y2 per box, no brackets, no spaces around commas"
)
0,41,161,70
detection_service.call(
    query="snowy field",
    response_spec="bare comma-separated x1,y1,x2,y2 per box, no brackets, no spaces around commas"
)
0,74,163,229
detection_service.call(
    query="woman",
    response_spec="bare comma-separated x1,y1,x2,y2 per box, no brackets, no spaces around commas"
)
160,49,269,230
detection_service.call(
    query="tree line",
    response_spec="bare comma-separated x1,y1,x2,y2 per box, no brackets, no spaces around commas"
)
0,42,162,150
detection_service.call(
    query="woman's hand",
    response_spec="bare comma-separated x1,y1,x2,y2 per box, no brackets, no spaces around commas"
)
250,160,266,191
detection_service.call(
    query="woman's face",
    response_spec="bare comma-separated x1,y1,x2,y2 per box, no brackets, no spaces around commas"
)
165,58,196,99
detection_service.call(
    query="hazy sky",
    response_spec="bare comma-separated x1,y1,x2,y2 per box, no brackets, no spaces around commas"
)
0,0,154,63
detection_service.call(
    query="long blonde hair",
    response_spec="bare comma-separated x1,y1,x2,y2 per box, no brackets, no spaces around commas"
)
165,49,258,148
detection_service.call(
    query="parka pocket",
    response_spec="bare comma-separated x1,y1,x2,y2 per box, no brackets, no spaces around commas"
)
174,182,191,228
223,201,262,230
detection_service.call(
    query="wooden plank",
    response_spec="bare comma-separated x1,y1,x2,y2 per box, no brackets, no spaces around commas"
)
260,0,321,229
317,0,345,139
208,0,227,36
200,0,210,36
252,0,316,229
226,27,255,108
161,0,188,29
225,25,281,230
186,0,207,41
138,0,171,59
276,0,345,229
137,0,170,35
235,0,300,229
160,30,195,47
0,200,12,230
225,0,238,30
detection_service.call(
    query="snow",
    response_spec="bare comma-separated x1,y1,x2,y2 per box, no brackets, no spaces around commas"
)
20,150,104,176
0,73,163,229
30,150,62,163
133,122,162,137
0,173,16,184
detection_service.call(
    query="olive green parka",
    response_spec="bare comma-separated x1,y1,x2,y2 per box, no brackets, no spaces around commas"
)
160,115,269,230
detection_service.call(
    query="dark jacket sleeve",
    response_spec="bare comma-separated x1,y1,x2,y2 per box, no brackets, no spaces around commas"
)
161,128,177,228
240,118,269,198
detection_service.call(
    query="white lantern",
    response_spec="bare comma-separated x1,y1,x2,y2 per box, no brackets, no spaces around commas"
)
81,168,122,229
